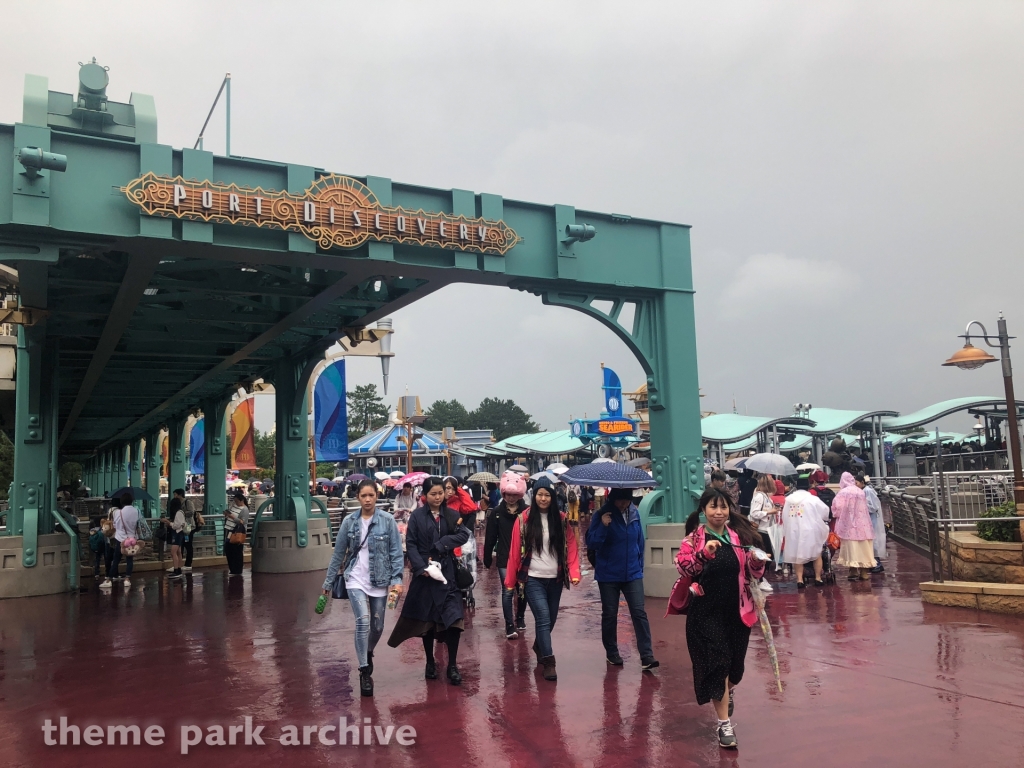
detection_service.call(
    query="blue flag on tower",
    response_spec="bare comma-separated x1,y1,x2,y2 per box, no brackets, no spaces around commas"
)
603,365,623,418
314,360,349,461
189,418,205,475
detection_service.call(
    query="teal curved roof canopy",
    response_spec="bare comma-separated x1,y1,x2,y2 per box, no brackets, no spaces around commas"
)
802,408,899,436
701,414,816,444
491,430,585,456
881,397,1024,432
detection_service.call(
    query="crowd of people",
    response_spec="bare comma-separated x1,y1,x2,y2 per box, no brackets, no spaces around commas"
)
85,457,890,753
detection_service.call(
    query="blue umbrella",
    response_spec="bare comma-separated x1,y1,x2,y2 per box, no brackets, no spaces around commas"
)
559,462,658,489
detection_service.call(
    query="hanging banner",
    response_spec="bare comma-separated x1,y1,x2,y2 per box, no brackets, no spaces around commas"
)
160,431,169,475
230,397,258,470
602,365,623,418
314,360,349,461
189,418,205,475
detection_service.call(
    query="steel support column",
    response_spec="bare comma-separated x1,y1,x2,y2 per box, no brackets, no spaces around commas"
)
10,328,58,564
143,430,162,518
113,444,127,491
273,356,312,546
131,437,143,489
168,417,187,498
201,399,230,516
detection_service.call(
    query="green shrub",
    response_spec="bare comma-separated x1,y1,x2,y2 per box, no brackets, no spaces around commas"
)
976,501,1020,542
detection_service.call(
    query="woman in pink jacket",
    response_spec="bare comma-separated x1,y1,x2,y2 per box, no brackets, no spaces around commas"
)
831,472,876,581
674,488,766,749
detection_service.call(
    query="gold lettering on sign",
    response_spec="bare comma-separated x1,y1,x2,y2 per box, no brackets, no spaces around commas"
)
122,173,521,255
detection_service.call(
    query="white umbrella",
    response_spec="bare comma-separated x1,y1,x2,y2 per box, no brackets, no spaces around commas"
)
546,462,570,475
374,471,390,481
389,470,404,478
744,453,798,476
592,457,616,464
796,462,821,471
508,464,529,473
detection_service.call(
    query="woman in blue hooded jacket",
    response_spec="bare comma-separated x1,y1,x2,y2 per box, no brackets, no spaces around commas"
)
585,488,658,670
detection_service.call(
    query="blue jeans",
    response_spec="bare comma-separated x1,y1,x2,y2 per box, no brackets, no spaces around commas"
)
109,540,134,578
497,567,526,626
598,579,653,658
524,576,563,658
348,589,387,669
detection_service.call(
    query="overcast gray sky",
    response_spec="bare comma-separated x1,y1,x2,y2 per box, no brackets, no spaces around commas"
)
3,2,1022,434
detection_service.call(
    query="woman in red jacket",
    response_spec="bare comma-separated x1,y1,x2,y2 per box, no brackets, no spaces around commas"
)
505,477,581,681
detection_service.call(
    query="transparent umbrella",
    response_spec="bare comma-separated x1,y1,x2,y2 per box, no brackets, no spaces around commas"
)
743,453,797,476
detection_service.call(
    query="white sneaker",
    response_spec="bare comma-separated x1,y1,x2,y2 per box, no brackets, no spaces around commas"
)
759,579,774,593
123,578,131,588
166,567,175,573
99,579,112,589
182,566,192,572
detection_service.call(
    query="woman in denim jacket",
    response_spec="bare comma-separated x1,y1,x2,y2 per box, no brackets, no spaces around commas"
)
323,479,404,697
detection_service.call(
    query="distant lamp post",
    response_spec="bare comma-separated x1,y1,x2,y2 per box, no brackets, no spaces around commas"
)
943,313,1024,507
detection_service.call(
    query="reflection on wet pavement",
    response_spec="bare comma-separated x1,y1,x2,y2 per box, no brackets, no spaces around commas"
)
1,541,1022,767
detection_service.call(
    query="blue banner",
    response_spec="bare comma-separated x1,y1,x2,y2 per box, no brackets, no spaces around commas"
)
602,366,623,418
314,360,349,461
189,418,205,475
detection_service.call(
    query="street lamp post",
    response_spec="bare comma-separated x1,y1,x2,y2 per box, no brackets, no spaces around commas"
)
943,312,1024,508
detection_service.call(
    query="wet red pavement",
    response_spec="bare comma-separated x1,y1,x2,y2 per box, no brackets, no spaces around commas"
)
2,539,1024,768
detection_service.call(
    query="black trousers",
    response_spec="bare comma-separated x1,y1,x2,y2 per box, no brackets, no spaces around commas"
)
224,540,244,574
183,534,194,567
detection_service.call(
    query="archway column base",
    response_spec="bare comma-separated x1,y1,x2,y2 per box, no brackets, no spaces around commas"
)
0,534,73,599
643,523,688,598
250,519,332,574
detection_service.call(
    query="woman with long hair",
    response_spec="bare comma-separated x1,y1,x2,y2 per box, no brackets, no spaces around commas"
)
387,476,470,685
677,488,767,749
504,477,581,681
323,479,404,697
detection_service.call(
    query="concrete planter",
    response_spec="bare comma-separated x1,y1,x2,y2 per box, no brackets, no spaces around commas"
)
939,531,1024,584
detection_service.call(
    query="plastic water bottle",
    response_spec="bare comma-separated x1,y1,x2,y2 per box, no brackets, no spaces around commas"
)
315,594,327,614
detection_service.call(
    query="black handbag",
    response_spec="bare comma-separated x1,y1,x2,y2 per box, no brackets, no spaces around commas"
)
452,553,474,590
331,521,373,600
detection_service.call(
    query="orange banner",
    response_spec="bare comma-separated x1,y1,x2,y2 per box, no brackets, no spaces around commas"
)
230,398,258,470
160,431,168,474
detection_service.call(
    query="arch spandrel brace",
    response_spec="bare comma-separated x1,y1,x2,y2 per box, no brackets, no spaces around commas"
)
522,285,705,526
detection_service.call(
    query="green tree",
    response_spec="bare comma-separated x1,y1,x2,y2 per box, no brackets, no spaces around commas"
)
315,462,339,481
254,428,276,470
348,384,389,439
470,398,539,442
423,398,472,432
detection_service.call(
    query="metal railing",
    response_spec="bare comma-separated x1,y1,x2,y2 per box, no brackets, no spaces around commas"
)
50,509,80,591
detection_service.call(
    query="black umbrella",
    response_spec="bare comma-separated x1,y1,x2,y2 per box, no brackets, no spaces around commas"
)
109,486,155,502
559,462,658,489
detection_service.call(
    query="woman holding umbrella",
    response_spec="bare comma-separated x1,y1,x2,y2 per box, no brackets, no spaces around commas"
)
387,476,470,685
676,488,766,749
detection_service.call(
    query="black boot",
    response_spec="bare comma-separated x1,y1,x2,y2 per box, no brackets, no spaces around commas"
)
359,667,373,697
540,655,557,681
447,665,462,686
425,658,437,680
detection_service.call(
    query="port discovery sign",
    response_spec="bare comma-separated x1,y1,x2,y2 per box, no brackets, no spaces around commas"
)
123,173,521,255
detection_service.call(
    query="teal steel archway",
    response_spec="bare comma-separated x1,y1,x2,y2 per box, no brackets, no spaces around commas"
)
0,62,703,596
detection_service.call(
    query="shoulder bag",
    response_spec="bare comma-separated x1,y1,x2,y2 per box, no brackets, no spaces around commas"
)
136,514,153,541
331,519,373,600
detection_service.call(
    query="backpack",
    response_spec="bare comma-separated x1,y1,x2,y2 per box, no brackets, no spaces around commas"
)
89,529,106,553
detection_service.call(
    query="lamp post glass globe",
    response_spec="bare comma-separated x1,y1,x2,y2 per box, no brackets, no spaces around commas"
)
943,342,997,370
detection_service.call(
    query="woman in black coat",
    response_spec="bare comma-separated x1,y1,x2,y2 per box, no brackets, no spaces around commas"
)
387,476,470,685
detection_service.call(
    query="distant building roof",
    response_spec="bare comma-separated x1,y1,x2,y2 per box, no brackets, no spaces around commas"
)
701,414,816,444
801,408,899,436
